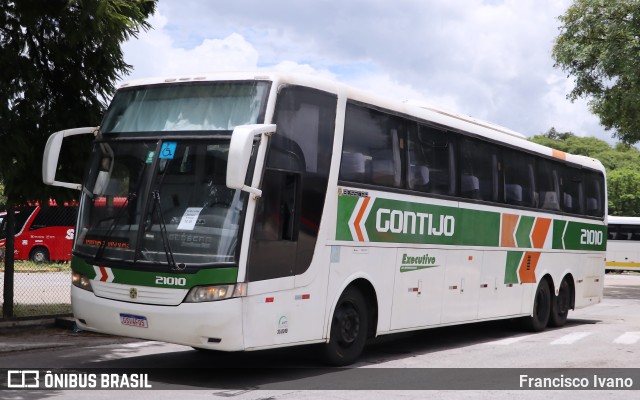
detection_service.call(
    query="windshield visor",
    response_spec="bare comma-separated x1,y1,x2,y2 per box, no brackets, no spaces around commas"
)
76,139,250,266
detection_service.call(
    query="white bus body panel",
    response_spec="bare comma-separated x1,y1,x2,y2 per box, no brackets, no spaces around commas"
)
72,286,245,351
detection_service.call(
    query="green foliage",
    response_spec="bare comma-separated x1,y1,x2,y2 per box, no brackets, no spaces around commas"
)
0,181,6,209
0,0,156,205
531,127,640,216
553,0,640,144
608,169,640,216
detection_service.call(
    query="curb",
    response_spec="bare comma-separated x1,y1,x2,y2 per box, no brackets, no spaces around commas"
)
0,316,75,333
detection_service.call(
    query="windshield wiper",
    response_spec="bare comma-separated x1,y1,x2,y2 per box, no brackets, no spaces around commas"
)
149,190,185,271
94,192,135,261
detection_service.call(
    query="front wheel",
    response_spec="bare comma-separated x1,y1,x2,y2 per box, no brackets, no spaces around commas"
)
30,247,50,264
522,279,551,332
322,287,368,366
549,278,571,327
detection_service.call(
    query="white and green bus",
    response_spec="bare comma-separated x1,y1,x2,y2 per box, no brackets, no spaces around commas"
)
606,216,640,272
42,72,606,365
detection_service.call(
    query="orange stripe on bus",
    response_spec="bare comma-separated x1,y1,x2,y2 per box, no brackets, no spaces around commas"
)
519,252,540,283
500,214,519,247
354,197,371,242
552,149,567,160
531,218,551,249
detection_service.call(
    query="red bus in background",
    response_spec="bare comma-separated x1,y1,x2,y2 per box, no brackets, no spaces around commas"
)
0,203,77,263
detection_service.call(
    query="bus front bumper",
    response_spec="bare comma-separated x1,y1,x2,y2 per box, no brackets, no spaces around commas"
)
72,286,245,351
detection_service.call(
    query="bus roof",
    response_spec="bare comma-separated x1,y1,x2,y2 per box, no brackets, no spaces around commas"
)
607,216,640,225
117,71,606,174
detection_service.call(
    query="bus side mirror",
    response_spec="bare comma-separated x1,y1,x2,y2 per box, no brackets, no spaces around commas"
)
227,124,276,197
43,127,97,190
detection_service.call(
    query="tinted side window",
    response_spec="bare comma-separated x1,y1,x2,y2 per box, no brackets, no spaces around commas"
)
30,207,78,230
536,159,561,211
14,206,37,233
459,137,497,201
584,170,605,217
607,224,618,240
248,86,337,281
502,149,536,207
502,149,535,207
340,104,404,188
562,166,583,214
614,224,640,240
408,125,454,195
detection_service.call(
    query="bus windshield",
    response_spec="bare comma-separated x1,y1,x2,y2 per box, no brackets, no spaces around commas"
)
0,207,36,240
101,81,270,133
75,139,249,267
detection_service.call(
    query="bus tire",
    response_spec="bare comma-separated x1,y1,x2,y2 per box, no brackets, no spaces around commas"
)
549,277,571,327
322,287,368,366
522,279,551,332
30,247,50,264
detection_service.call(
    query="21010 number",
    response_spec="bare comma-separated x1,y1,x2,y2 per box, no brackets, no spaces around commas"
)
580,229,603,246
155,276,186,286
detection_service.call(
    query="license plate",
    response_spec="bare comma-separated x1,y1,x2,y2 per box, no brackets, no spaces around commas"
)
120,313,148,328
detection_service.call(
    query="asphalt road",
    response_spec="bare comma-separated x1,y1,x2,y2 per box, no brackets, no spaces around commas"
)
1,273,639,399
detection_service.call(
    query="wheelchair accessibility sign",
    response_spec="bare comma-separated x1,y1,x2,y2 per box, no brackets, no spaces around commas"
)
159,142,177,159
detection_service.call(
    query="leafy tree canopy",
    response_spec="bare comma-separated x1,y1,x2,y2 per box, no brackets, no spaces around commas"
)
607,169,640,216
553,0,640,144
0,0,156,205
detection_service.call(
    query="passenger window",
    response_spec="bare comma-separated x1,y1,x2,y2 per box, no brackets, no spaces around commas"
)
459,138,497,201
607,225,618,240
536,159,561,211
583,170,605,217
408,125,454,195
502,150,535,207
562,166,583,214
340,104,404,188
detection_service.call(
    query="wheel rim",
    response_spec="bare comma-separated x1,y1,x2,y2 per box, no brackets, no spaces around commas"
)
336,303,360,346
33,251,46,263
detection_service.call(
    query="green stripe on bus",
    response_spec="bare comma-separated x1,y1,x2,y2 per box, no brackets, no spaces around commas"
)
71,255,238,288
515,216,535,248
336,194,605,251
552,220,568,249
458,208,501,247
561,221,607,251
504,251,523,284
336,195,360,241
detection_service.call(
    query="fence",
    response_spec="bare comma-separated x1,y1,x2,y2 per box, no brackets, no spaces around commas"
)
0,261,72,319
1,205,75,319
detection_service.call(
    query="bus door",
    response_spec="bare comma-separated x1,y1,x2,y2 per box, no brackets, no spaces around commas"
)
243,86,337,348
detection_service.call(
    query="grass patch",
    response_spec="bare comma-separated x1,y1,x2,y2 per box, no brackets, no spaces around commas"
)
1,261,71,273
12,303,72,318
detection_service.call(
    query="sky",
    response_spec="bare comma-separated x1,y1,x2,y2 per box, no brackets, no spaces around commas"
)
120,0,613,143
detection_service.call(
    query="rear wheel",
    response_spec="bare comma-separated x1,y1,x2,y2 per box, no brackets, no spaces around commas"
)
322,287,368,366
549,277,571,327
522,279,551,332
30,247,50,264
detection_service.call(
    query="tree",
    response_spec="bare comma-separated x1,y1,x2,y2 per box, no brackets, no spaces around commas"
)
608,169,640,216
0,0,156,318
0,0,156,205
553,0,640,144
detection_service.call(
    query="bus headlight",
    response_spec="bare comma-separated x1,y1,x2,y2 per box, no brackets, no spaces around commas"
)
184,283,246,303
72,271,93,292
